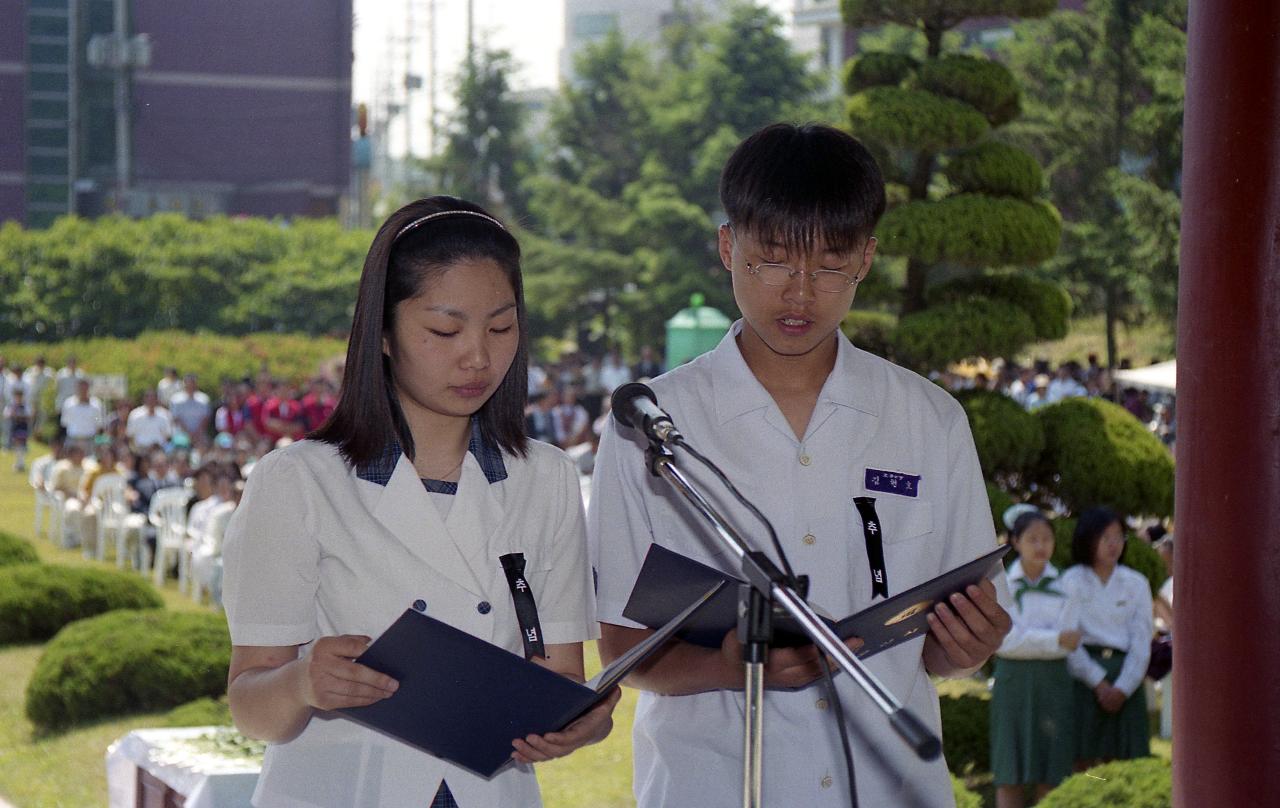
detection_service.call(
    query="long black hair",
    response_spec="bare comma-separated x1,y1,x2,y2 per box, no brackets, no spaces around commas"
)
311,196,529,466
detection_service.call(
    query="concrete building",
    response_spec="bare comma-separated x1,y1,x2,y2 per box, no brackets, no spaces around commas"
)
1,0,353,228
559,0,729,82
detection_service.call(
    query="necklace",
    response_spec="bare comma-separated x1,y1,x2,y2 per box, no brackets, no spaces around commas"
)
419,454,465,481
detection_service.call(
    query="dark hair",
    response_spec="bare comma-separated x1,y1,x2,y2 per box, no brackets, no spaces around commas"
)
719,122,886,255
311,196,529,466
1010,510,1051,541
1072,506,1123,567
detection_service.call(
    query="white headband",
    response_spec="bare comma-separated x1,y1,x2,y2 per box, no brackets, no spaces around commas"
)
394,209,507,240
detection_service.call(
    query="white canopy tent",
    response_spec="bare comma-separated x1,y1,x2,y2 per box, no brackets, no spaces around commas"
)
1113,359,1177,394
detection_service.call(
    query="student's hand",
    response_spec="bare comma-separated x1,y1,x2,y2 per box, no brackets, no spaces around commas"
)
720,631,864,690
511,686,622,764
924,580,1013,674
1094,682,1127,713
296,635,398,711
1058,629,1083,651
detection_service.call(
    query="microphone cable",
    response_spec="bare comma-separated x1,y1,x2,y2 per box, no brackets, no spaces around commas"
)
673,437,859,807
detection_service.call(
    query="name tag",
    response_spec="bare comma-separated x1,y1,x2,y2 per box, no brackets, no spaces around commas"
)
865,468,921,497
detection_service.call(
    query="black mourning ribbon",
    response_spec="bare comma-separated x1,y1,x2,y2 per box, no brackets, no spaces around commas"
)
854,497,889,599
499,552,546,659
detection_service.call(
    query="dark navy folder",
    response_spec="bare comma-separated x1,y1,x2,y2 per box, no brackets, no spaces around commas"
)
622,543,1011,657
341,582,722,778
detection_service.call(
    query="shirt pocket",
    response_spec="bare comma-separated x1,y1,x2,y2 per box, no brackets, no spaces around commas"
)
872,497,934,545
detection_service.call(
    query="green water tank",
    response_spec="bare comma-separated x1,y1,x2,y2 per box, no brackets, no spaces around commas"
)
665,293,733,369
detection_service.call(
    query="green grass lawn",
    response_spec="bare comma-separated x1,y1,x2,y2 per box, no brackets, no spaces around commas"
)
1020,314,1174,368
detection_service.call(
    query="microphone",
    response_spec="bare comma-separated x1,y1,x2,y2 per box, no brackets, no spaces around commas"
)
611,382,682,444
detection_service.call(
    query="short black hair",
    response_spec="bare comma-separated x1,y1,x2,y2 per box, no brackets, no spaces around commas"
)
1072,506,1122,567
311,195,529,467
719,122,886,255
1010,510,1051,541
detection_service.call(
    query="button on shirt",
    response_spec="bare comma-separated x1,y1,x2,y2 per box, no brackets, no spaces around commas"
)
1060,564,1153,696
996,560,1079,660
588,322,1007,808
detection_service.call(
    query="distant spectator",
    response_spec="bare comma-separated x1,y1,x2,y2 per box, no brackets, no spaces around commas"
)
157,366,182,407
215,383,249,437
54,355,86,412
580,356,606,422
0,361,23,448
1047,364,1087,403
243,375,276,440
127,390,174,450
50,443,87,499
300,377,337,433
633,345,664,380
1121,388,1153,423
1025,374,1052,410
527,360,549,397
1007,366,1035,407
552,386,592,448
169,373,212,444
525,390,557,445
262,382,306,444
600,349,631,392
21,356,54,433
60,379,104,445
1085,353,1103,383
4,387,32,471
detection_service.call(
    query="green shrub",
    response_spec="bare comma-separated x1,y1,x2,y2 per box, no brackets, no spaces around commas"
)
955,389,1045,478
0,565,163,645
1037,757,1171,808
848,86,990,152
841,310,898,358
1050,517,1076,571
892,299,1036,369
1122,534,1168,597
163,696,233,728
26,609,231,731
929,272,1072,341
944,141,1043,199
844,51,919,92
877,194,1061,266
0,531,39,567
951,773,983,808
1035,398,1175,518
918,55,1022,125
0,331,345,401
940,691,990,775
986,482,1016,540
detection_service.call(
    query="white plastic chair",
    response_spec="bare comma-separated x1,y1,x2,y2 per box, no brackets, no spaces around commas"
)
191,501,235,605
30,456,54,538
83,473,125,561
150,487,192,589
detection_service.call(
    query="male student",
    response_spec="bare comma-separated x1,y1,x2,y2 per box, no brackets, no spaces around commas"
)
588,123,1012,807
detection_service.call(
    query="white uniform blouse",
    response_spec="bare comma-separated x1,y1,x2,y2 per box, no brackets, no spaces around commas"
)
996,560,1079,660
1060,564,1153,697
588,323,1009,808
222,432,597,808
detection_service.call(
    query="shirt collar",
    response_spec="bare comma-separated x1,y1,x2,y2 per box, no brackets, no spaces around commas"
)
1008,558,1059,583
356,419,508,487
710,319,880,424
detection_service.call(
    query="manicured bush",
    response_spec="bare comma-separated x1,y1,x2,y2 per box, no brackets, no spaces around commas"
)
0,565,163,645
1037,756,1171,808
26,609,231,731
163,696,233,728
1122,534,1168,597
918,55,1022,125
1035,398,1175,518
951,773,983,808
841,310,898,358
844,51,919,92
847,86,990,152
955,389,1045,478
940,691,990,775
892,299,1036,369
945,141,1044,199
877,194,1061,266
986,482,1016,541
0,531,39,567
929,272,1072,341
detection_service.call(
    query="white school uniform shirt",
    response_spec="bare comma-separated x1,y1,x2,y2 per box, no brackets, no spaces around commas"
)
589,322,1009,808
996,560,1079,660
222,426,598,808
1060,564,1153,696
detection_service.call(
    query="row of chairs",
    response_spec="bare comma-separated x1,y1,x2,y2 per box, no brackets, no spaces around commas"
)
31,471,231,604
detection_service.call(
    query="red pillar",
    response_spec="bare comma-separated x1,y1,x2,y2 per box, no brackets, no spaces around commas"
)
1176,2,1280,806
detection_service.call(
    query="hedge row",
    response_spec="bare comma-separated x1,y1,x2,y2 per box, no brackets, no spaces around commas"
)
0,531,39,567
0,564,163,645
26,609,231,731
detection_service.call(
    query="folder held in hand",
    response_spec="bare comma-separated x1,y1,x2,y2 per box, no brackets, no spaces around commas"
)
341,581,724,778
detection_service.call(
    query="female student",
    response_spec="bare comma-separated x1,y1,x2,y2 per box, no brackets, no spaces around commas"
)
1061,506,1153,767
222,196,619,808
990,506,1082,808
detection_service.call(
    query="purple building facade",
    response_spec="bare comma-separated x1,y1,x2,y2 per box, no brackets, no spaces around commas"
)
1,0,353,228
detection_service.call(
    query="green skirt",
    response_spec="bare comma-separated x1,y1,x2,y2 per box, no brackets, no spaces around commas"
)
1073,647,1150,761
990,657,1075,786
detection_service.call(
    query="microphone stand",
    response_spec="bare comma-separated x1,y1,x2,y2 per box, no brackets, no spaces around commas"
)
642,441,940,808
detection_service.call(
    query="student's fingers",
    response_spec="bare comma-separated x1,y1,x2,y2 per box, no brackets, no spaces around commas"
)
965,581,1013,636
313,634,375,660
926,606,981,669
943,590,1006,655
844,635,865,653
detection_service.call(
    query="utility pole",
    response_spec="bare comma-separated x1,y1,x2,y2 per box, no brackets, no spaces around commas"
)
114,0,131,204
428,0,438,155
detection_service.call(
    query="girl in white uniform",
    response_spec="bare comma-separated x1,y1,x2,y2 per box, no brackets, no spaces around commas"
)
990,506,1081,807
1060,506,1153,767
222,196,619,808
